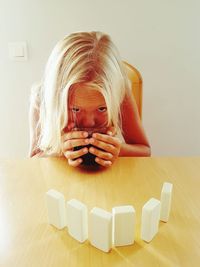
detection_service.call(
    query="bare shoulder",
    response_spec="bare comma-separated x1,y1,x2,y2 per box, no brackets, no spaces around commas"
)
121,91,141,126
120,92,150,146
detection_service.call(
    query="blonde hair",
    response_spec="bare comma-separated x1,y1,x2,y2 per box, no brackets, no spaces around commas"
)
34,31,131,155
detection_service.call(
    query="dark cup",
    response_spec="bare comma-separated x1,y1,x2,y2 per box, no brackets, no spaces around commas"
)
73,127,108,165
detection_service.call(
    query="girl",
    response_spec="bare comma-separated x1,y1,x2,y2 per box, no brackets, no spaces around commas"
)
29,31,151,167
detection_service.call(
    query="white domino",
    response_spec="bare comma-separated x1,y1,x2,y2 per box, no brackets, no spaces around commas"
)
141,198,160,243
66,199,88,243
89,207,112,253
46,189,66,229
112,205,135,246
160,182,173,222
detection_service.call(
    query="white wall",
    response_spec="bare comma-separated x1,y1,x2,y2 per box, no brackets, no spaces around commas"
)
0,0,200,158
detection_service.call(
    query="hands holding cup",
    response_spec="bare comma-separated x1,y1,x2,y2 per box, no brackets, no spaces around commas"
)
62,124,121,167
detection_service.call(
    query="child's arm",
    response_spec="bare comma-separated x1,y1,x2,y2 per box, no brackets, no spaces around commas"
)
119,143,151,157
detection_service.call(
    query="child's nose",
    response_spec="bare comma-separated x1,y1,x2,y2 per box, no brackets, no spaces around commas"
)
81,113,96,128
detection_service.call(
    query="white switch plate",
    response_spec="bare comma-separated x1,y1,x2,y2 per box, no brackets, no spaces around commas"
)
8,42,28,61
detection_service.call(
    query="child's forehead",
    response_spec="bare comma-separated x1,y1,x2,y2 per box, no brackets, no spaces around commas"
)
68,83,106,107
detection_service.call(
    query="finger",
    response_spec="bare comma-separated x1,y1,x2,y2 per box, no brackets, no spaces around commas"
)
64,147,88,160
106,126,117,136
91,133,121,146
95,157,112,167
90,137,120,153
63,138,89,150
68,158,83,167
89,146,113,161
89,138,115,153
63,130,88,141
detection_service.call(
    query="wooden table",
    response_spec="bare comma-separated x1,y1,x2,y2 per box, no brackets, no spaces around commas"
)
0,157,200,267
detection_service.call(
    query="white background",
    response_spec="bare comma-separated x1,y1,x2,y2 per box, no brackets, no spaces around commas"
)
0,0,199,158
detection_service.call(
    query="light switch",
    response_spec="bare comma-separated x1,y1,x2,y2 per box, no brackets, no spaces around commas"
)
8,42,28,61
14,46,24,57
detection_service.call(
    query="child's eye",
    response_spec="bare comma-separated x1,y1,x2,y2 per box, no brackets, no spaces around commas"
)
72,107,80,113
98,107,107,112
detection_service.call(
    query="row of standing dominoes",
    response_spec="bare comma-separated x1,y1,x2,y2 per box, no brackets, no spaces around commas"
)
46,182,173,252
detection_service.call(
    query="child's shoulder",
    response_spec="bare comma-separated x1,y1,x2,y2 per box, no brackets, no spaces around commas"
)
30,82,42,109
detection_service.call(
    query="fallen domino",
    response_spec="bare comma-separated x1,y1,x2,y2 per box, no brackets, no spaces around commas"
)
66,199,88,243
46,189,66,229
89,207,112,253
141,198,161,243
160,182,173,222
112,205,135,246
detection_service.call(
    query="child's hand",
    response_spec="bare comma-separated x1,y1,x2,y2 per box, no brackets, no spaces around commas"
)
88,127,121,167
62,125,89,167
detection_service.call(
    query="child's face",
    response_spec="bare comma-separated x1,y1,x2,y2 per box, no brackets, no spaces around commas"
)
68,83,108,129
